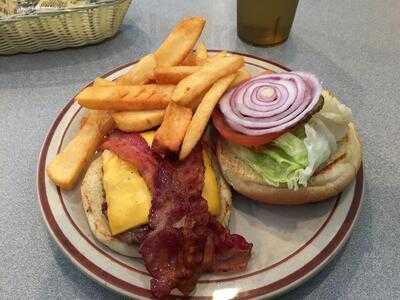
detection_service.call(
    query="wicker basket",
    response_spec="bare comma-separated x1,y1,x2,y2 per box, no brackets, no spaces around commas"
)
0,0,132,55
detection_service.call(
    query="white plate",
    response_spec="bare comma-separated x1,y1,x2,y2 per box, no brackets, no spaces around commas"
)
37,51,364,299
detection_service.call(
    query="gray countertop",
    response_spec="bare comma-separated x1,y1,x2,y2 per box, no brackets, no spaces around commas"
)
1,0,399,299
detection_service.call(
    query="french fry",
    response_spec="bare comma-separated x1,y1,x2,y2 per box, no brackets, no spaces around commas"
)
155,59,236,85
79,77,116,129
152,103,192,154
188,90,208,111
154,17,205,67
112,110,165,132
46,110,114,190
181,51,197,66
86,110,114,135
154,66,200,84
229,67,251,88
181,49,227,71
195,42,208,65
76,84,175,111
206,51,228,64
94,77,116,87
116,54,157,85
179,73,237,160
184,64,250,112
172,55,244,106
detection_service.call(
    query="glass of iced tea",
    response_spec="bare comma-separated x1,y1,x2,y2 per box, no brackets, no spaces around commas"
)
237,0,299,46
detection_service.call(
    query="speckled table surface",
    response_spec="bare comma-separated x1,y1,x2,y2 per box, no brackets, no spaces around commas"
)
1,0,399,299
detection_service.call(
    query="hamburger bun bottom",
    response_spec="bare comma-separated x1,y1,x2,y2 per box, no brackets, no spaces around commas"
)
217,123,362,205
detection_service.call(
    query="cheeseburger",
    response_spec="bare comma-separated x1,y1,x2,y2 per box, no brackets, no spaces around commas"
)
80,130,253,297
81,131,232,257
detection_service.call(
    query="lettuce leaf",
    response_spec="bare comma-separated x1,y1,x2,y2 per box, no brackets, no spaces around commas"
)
271,132,308,167
314,90,353,141
296,118,337,186
228,132,308,189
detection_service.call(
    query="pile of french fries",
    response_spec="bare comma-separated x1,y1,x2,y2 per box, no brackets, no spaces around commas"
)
47,16,251,190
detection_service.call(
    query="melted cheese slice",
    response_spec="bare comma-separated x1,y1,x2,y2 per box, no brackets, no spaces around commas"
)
202,149,221,216
103,131,221,235
102,149,152,235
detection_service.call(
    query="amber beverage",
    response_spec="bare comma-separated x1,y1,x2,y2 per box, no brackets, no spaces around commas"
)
237,0,299,46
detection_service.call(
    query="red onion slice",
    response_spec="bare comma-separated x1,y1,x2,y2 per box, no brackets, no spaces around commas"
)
219,71,322,136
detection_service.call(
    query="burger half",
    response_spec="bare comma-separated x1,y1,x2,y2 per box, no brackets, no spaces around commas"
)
80,130,253,297
213,71,362,204
81,131,232,257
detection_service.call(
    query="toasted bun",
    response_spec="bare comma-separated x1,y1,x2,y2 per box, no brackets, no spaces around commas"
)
217,123,362,205
81,148,232,257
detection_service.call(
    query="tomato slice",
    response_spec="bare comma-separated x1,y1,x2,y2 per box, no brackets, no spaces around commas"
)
212,109,284,147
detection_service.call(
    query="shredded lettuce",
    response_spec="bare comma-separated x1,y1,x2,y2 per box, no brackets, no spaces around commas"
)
230,91,353,189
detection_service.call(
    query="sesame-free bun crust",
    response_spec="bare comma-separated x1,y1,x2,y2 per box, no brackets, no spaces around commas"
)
217,123,362,205
81,147,232,257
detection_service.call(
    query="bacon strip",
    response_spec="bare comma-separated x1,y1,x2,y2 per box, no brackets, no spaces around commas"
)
140,145,252,297
101,131,252,298
101,131,158,191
